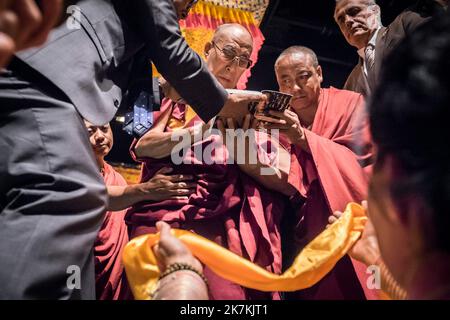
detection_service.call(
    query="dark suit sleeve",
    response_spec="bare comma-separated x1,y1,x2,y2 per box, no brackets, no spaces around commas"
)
381,10,431,59
343,61,367,96
399,0,445,35
117,0,227,122
399,11,431,35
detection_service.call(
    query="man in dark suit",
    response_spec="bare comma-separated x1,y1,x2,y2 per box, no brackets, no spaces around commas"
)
334,0,447,97
334,0,384,97
0,0,264,299
381,0,448,59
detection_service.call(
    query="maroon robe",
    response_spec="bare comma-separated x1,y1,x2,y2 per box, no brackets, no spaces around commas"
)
126,100,285,300
286,87,378,300
94,163,130,300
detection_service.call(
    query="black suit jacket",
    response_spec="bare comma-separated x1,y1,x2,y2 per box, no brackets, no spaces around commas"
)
16,0,227,125
344,0,444,96
343,27,387,97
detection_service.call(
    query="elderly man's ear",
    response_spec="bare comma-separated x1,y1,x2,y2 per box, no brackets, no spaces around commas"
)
204,42,213,57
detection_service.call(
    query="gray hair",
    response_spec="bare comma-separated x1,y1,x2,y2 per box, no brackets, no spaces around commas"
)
335,0,377,5
335,0,382,26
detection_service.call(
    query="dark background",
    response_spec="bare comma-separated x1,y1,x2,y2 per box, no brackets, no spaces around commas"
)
108,0,418,165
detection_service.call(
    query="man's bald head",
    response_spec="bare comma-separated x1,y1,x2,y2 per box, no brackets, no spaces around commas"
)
274,46,323,115
275,46,319,69
204,23,253,88
212,23,253,51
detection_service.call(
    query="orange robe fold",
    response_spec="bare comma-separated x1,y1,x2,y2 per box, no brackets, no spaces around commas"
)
94,163,130,300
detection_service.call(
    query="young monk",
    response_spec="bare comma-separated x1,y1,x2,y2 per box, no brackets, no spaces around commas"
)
85,121,193,299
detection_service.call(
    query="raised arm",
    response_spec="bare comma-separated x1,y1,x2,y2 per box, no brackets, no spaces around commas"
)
134,105,212,160
239,140,295,197
134,104,182,159
217,115,297,197
116,0,227,122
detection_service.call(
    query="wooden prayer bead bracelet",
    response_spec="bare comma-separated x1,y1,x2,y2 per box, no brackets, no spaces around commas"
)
159,262,209,287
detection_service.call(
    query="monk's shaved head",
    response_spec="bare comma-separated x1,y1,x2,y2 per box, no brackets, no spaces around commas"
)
275,46,319,68
212,23,253,50
274,45,323,118
204,23,253,88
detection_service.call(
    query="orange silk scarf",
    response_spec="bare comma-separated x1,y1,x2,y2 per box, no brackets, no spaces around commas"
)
123,202,367,300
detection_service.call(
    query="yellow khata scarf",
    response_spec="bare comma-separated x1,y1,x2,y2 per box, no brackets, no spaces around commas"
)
122,202,367,300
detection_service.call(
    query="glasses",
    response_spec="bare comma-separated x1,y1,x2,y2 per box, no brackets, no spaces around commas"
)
212,41,253,69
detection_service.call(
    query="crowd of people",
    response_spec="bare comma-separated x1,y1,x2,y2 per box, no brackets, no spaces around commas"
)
0,0,449,300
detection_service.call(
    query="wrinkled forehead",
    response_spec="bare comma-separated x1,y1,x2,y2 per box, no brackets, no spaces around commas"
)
334,0,372,19
215,29,253,54
83,119,110,130
276,53,315,73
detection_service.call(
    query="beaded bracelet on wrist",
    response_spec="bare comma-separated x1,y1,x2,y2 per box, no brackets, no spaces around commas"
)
159,262,208,287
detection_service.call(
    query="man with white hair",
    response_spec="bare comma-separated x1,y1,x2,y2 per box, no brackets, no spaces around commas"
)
334,0,447,97
334,0,384,96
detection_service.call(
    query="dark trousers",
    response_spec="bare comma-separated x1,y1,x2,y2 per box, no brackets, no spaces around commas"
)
0,64,107,299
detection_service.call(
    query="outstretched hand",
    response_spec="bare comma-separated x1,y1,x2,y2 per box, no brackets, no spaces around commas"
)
256,109,305,146
152,221,203,273
328,201,380,266
139,167,196,202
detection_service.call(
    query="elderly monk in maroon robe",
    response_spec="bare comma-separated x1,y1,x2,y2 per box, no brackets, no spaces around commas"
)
127,24,292,300
258,46,376,300
85,121,194,300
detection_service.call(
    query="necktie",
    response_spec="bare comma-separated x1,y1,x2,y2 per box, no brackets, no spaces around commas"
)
364,44,375,75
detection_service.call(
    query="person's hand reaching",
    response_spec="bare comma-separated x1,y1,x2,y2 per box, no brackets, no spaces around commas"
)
152,221,203,273
151,221,208,300
328,201,380,266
